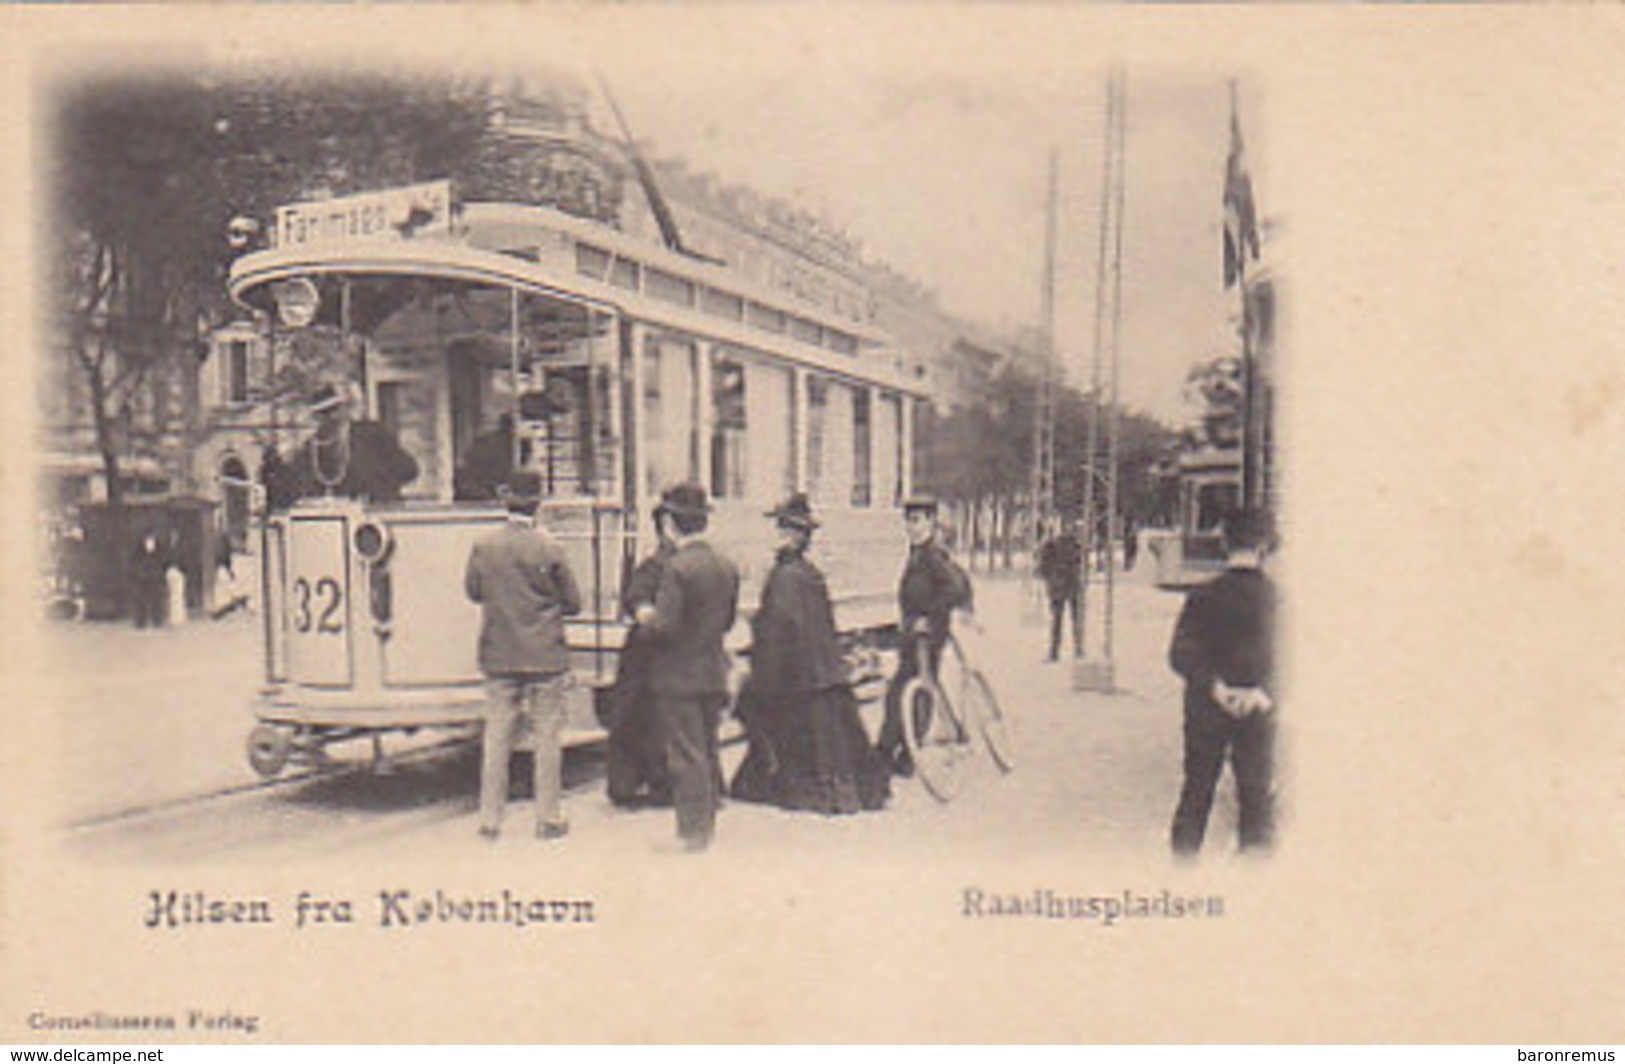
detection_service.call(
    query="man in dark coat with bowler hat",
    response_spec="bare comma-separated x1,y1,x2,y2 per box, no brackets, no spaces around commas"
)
636,482,740,852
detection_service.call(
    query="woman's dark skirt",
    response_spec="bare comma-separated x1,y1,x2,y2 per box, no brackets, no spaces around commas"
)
730,683,890,815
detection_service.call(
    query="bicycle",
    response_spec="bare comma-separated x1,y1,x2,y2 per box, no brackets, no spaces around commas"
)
899,624,1014,802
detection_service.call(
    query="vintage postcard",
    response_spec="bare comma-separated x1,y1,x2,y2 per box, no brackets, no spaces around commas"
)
2,5,1622,1045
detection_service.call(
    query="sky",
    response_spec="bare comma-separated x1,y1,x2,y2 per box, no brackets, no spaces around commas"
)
598,52,1268,426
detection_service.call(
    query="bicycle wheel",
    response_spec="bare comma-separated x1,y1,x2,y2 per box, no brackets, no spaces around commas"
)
965,667,1014,773
899,676,969,803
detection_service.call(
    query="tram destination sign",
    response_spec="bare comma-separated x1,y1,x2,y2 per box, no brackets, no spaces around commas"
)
274,181,453,250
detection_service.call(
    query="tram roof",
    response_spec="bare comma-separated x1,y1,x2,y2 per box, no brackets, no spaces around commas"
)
228,199,923,397
1177,447,1242,473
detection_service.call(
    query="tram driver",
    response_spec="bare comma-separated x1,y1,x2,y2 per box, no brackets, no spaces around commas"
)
264,382,419,509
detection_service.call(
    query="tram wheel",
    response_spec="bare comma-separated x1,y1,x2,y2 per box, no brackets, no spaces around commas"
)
247,725,294,778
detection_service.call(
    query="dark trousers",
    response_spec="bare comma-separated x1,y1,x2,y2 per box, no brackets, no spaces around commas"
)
658,692,726,845
1048,591,1081,660
1171,696,1276,855
131,579,166,628
606,690,671,807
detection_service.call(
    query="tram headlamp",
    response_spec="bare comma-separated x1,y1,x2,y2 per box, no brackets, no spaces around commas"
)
227,215,261,252
353,520,393,566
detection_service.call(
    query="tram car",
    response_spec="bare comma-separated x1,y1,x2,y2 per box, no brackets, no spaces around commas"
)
1145,446,1241,590
227,182,926,777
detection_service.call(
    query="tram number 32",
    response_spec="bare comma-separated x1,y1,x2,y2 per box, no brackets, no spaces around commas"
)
291,576,345,635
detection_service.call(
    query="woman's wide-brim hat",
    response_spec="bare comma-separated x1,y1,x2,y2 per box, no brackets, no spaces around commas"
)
766,492,819,531
656,481,711,518
497,470,545,506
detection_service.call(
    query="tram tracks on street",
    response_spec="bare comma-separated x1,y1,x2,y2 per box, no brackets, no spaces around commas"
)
66,718,748,841
64,734,477,834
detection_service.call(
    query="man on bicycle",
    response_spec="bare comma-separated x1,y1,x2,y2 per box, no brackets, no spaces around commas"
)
877,495,973,777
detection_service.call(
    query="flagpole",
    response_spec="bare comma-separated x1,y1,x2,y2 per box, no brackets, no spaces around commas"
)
1104,69,1126,671
1028,148,1059,610
1074,67,1123,694
1230,79,1261,513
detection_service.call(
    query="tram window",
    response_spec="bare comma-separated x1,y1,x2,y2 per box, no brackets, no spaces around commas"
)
744,361,796,501
523,307,618,499
642,344,663,496
643,336,699,494
825,329,858,357
852,388,873,508
646,268,695,307
805,376,828,498
710,356,747,500
788,315,823,347
879,394,903,507
820,380,855,508
609,257,640,291
575,243,612,281
530,368,601,498
1194,482,1239,532
783,370,799,497
700,286,745,321
376,381,405,438
747,301,787,334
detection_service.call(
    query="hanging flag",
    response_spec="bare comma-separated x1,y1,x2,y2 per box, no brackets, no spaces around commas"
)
1223,87,1260,289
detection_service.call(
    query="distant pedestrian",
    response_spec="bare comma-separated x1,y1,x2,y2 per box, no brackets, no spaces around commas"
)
128,529,168,629
1036,516,1083,662
210,532,249,619
1168,508,1277,858
165,559,188,626
465,471,583,842
730,493,889,815
602,503,676,809
636,482,740,852
1122,514,1139,572
877,495,973,777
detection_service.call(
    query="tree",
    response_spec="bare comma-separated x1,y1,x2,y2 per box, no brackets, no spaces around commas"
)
50,73,491,608
915,358,1178,564
53,77,228,524
50,70,638,612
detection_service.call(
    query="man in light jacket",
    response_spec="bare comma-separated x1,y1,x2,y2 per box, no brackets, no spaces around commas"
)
465,471,582,841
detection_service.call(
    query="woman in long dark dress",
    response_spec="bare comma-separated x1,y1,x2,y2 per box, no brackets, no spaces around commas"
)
731,494,889,814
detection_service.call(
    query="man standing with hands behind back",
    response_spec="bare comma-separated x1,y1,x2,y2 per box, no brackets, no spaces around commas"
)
1168,507,1277,858
637,482,740,853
